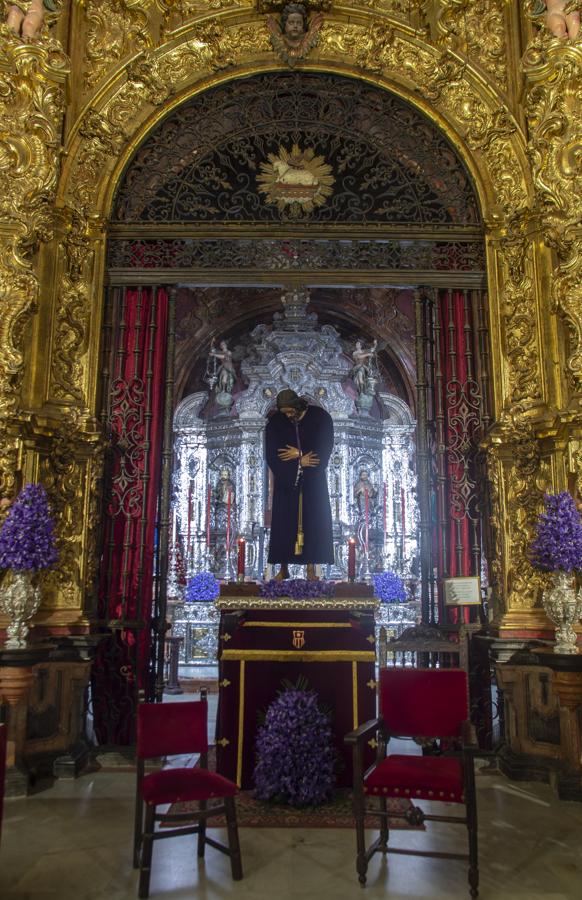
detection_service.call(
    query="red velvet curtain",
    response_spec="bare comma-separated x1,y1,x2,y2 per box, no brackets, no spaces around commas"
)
93,287,169,744
433,289,485,623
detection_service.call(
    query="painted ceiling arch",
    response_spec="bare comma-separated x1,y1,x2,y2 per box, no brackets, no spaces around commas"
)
112,71,480,227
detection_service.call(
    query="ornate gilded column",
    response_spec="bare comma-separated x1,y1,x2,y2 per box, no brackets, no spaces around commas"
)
0,28,69,486
0,19,75,638
481,11,582,637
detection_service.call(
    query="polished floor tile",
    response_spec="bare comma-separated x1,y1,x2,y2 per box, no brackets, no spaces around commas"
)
1,768,581,899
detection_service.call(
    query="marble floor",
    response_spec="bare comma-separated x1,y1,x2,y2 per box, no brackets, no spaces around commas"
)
1,762,582,900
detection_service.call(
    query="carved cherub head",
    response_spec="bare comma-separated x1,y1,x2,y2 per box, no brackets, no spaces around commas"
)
281,3,308,42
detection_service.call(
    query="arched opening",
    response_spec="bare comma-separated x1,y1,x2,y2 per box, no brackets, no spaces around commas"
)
94,71,489,743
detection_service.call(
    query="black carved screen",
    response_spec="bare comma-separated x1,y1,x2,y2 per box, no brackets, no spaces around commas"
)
113,72,480,226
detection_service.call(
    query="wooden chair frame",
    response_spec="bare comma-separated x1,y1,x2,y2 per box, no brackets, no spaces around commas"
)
345,669,479,898
133,696,242,899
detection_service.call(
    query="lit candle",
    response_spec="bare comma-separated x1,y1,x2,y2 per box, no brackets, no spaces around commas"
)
237,537,245,581
364,489,369,552
186,482,192,550
347,538,356,581
226,488,232,555
383,482,387,536
206,483,211,547
401,487,406,552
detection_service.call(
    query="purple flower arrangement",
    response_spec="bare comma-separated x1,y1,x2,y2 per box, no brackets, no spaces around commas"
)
530,492,582,572
185,571,220,602
259,578,335,600
0,484,58,571
373,570,407,603
254,683,337,807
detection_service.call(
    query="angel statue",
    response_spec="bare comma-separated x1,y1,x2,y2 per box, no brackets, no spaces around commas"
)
544,0,580,37
4,0,58,40
209,339,235,394
204,337,236,412
351,338,378,414
267,2,324,67
352,339,378,395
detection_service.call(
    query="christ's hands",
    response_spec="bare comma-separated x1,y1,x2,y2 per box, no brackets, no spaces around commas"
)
278,444,301,461
277,445,319,467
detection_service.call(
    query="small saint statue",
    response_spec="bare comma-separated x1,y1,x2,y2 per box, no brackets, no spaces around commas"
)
267,2,324,67
214,468,236,507
354,468,378,515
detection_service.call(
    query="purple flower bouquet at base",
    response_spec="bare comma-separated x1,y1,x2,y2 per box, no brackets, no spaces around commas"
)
254,684,337,807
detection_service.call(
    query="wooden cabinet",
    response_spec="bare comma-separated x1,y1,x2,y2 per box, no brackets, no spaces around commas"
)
496,646,582,801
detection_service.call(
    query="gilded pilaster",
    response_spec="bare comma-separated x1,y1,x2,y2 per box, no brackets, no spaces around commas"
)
36,415,104,625
523,27,582,402
0,27,69,496
0,34,68,404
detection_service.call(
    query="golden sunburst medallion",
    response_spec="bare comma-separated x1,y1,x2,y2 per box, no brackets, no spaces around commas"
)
257,144,335,217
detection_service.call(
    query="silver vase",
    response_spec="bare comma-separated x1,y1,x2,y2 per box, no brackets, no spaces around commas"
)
543,570,582,655
0,570,41,649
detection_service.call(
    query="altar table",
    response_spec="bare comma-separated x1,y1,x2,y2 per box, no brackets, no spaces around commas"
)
215,597,377,789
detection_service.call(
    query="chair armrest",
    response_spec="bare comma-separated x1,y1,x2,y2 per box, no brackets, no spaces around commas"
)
344,716,383,746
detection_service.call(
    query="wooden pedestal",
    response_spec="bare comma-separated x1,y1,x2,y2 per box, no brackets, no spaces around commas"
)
0,639,95,795
496,645,582,801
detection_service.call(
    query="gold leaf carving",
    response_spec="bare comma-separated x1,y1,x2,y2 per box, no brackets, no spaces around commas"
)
74,109,127,211
499,229,543,404
39,414,104,612
126,49,172,106
486,415,550,612
50,209,94,404
83,0,154,90
523,34,582,396
429,0,508,89
0,36,69,430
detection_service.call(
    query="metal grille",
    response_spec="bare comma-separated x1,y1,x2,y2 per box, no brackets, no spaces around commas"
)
113,72,480,226
107,237,485,273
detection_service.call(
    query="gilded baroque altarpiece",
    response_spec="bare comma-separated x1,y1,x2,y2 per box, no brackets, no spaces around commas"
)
0,0,580,637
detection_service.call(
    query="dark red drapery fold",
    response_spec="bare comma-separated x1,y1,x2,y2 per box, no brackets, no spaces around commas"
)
94,287,169,744
433,289,484,623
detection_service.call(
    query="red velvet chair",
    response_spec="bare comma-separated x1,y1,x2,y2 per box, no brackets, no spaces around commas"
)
134,699,242,898
345,668,479,897
0,721,7,847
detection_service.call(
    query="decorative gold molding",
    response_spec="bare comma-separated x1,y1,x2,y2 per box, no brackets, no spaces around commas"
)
485,410,552,616
0,38,69,424
523,31,582,400
217,596,379,610
221,649,376,660
82,0,155,91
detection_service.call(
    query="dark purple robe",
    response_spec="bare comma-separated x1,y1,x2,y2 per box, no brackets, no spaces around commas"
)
266,405,334,564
